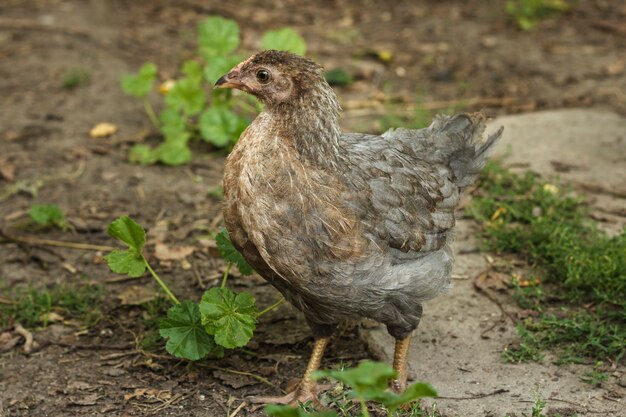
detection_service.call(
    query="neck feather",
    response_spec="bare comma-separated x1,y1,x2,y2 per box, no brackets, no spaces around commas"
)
264,82,342,167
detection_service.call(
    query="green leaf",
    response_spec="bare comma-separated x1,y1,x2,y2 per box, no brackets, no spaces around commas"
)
181,60,203,83
198,16,240,58
121,62,157,97
364,382,437,413
104,249,146,277
261,28,306,55
159,301,221,360
29,204,65,227
313,361,396,395
159,108,187,135
392,382,438,406
165,78,205,116
107,216,146,251
199,106,246,147
204,55,242,85
264,404,336,417
215,230,253,275
155,140,192,166
129,144,158,165
199,287,257,348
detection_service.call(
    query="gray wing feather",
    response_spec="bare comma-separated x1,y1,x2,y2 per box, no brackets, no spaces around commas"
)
341,113,502,254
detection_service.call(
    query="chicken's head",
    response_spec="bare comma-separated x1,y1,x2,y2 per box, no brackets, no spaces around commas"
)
214,50,327,107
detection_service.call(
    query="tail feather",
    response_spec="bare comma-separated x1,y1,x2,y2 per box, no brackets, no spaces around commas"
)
443,113,503,188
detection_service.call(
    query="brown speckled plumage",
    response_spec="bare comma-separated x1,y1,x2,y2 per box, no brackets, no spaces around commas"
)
217,50,502,400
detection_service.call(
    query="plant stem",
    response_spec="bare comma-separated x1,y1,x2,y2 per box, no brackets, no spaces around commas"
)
220,262,232,289
143,257,180,305
256,296,285,317
360,397,370,417
143,99,160,129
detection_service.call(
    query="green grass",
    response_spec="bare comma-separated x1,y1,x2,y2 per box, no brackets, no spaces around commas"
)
506,0,572,31
468,161,625,364
0,279,103,328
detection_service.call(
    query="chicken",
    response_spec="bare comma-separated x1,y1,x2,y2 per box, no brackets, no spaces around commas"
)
215,50,502,404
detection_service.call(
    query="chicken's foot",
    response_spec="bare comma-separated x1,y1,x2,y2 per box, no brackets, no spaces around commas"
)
390,336,411,392
250,337,330,406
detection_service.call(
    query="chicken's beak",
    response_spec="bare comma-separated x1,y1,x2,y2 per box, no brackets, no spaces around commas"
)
214,72,242,90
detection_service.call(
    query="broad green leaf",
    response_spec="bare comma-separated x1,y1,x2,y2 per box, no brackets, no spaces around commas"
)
199,287,257,348
215,230,253,275
198,16,240,58
204,55,241,85
264,404,336,417
104,249,146,277
155,141,192,166
163,129,190,144
181,60,203,83
389,382,437,408
165,78,205,116
29,204,65,226
313,361,397,395
129,144,158,165
121,62,157,97
107,216,146,251
159,108,187,138
199,106,245,147
363,381,437,413
159,301,221,360
261,28,306,56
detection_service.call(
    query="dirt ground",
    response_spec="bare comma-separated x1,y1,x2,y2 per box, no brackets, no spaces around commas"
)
0,1,624,416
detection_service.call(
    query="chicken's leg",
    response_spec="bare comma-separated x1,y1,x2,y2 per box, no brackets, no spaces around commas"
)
390,336,411,392
250,337,330,406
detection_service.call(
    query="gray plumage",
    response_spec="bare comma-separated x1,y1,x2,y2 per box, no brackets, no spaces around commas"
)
221,50,502,340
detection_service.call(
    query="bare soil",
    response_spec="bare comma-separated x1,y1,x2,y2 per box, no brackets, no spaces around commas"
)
0,1,624,416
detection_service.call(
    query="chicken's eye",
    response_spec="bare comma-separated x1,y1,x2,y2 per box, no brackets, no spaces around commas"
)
256,69,271,84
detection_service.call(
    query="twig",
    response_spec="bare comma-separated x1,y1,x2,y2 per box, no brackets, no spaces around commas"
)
131,346,279,391
14,322,33,354
0,228,115,252
472,271,516,336
149,392,189,415
0,18,91,37
436,388,509,400
343,96,534,118
203,364,280,391
228,401,247,417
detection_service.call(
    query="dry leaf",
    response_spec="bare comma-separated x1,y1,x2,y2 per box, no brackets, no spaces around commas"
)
159,80,176,95
66,380,95,391
0,158,16,181
40,311,65,323
89,122,118,138
212,370,258,389
62,262,78,274
474,271,510,292
124,388,171,401
605,59,625,75
68,393,101,406
117,285,158,305
0,331,21,352
154,243,195,261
